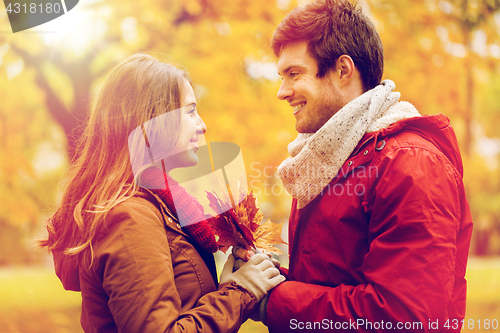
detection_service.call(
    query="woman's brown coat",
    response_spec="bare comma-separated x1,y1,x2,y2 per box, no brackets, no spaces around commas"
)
55,190,256,333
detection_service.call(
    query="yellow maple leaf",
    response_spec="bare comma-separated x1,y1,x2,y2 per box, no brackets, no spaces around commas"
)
209,177,287,255
253,219,287,255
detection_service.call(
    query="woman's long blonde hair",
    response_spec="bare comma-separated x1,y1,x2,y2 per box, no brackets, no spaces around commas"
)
41,53,190,257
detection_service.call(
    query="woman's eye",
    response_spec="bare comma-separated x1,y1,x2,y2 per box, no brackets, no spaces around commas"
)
186,105,196,114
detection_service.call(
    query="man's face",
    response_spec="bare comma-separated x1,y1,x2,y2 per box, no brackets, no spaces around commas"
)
277,41,342,133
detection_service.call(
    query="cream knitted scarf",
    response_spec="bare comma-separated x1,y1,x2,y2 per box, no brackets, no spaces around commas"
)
277,80,421,209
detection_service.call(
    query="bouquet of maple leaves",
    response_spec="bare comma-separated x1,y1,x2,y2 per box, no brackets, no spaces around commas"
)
206,180,287,255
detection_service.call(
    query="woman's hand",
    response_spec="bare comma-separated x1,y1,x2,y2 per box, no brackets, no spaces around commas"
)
232,246,280,271
219,253,285,302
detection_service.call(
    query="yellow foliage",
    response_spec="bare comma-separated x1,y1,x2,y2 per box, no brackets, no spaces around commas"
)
2,0,500,257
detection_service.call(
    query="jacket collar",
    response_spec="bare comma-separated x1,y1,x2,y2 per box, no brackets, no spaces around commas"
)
352,114,454,156
137,188,191,238
341,114,462,179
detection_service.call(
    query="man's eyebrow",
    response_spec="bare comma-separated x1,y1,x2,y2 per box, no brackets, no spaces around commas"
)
278,64,306,76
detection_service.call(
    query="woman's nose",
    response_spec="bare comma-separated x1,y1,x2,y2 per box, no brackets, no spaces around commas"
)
198,115,207,134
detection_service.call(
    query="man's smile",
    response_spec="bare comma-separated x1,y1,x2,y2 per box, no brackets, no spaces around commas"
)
292,102,306,115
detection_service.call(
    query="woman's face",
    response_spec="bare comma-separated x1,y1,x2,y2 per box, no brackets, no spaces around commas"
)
167,79,207,170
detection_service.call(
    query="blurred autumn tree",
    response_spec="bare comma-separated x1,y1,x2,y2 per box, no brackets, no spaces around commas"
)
1,0,500,264
370,0,500,255
0,0,294,264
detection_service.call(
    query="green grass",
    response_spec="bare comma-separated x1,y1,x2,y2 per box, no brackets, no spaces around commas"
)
0,257,498,333
464,257,500,332
0,267,82,311
0,267,83,333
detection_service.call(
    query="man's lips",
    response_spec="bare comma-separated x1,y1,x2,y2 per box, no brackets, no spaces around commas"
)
292,102,306,115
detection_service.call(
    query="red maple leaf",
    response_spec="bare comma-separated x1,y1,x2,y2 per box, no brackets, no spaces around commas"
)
205,181,286,255
205,190,255,253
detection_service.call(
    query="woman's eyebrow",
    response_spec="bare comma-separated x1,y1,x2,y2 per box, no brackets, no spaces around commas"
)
183,103,196,109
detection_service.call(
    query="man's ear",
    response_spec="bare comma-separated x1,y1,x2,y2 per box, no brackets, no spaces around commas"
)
335,55,356,88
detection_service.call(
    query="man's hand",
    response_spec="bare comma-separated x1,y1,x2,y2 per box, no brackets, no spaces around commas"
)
219,253,285,302
230,246,281,325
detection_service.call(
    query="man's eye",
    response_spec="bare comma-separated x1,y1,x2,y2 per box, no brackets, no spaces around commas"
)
290,72,299,78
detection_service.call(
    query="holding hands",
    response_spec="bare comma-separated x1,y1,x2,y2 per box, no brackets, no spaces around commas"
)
220,247,285,324
232,246,281,271
219,253,285,302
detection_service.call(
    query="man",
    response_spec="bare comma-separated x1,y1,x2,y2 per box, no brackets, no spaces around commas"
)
237,0,473,332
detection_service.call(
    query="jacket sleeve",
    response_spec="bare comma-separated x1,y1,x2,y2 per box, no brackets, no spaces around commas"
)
95,204,256,333
266,146,466,332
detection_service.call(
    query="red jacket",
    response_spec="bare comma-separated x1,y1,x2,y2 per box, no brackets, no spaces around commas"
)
266,114,473,332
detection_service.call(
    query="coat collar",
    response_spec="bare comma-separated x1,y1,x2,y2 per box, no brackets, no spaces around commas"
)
352,114,453,155
137,188,191,238
341,114,461,179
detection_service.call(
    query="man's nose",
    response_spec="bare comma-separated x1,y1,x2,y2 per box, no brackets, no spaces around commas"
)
277,80,293,100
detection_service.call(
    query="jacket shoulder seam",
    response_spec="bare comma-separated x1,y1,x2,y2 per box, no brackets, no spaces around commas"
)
109,197,164,222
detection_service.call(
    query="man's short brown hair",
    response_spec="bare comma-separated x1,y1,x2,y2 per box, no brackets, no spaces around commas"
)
271,0,384,91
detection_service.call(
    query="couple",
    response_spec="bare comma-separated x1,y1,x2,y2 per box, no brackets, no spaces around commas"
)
42,0,473,332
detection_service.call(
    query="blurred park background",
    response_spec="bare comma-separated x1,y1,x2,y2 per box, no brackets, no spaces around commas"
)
1,0,500,331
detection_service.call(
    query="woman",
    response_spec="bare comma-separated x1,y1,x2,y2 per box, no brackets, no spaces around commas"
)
41,53,284,332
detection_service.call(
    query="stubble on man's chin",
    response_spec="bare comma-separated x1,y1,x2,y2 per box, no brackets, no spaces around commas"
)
295,75,341,134
297,103,339,134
